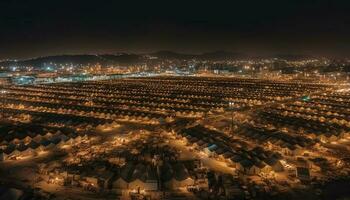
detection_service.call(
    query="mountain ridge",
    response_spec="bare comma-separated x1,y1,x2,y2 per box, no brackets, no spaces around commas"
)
0,51,317,68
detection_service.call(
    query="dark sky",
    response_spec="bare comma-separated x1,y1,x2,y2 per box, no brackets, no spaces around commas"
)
0,0,350,59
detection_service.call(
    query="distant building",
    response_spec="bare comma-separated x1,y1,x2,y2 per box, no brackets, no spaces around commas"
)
0,77,11,85
0,72,11,85
11,76,35,85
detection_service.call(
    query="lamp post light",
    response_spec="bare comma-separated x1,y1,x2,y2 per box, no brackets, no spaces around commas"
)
228,102,235,134
0,89,7,117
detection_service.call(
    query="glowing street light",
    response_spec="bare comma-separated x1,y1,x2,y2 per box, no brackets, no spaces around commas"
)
228,102,235,134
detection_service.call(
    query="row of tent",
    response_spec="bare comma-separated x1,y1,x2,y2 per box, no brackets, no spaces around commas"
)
58,161,197,191
236,124,314,156
259,111,350,142
273,106,350,126
0,132,86,161
0,123,74,143
111,162,195,190
179,125,284,175
0,123,81,144
4,90,212,114
7,76,330,113
1,97,166,119
1,98,185,123
1,107,113,127
6,85,224,110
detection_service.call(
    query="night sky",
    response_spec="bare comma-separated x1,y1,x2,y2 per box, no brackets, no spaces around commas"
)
0,0,349,59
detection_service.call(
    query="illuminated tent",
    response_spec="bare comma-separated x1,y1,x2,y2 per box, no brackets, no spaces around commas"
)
163,163,194,189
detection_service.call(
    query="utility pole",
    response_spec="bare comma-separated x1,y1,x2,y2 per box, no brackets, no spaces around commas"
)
0,88,7,117
228,102,235,134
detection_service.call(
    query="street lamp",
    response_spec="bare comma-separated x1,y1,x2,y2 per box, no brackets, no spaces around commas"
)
0,89,7,117
228,102,235,134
